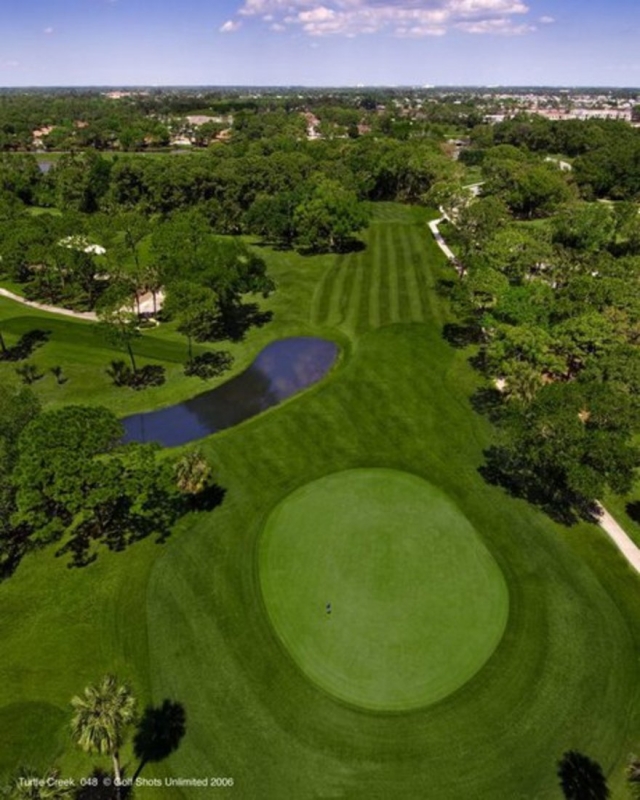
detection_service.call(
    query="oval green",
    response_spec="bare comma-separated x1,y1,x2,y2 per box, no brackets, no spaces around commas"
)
259,469,509,711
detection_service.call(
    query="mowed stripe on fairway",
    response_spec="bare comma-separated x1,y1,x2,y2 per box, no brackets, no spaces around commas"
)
311,205,434,334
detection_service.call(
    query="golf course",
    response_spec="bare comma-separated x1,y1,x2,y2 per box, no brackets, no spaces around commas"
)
1,203,639,798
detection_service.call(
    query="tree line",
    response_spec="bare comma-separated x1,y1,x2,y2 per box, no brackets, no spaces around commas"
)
466,115,640,201
439,153,640,520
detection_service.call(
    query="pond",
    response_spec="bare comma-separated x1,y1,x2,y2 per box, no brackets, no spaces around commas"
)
122,337,339,447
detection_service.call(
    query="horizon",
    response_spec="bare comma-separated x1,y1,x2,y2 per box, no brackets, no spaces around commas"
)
2,0,639,88
0,84,639,92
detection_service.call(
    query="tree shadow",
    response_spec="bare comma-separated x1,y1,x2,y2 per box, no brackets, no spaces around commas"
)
442,322,482,349
479,445,600,526
187,484,227,513
75,768,117,799
435,278,456,297
211,303,273,343
0,329,51,362
557,750,610,800
297,238,366,256
55,526,99,569
0,530,31,582
626,501,640,524
132,700,187,782
470,387,506,424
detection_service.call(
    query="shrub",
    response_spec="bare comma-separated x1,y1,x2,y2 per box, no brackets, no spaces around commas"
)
130,365,166,390
106,359,132,387
15,362,43,384
106,360,166,390
184,351,234,380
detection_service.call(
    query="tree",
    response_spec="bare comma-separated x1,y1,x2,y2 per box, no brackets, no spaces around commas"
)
12,405,124,543
97,283,141,375
52,152,111,213
5,766,74,799
557,751,609,800
71,675,137,799
628,755,640,799
12,406,179,556
552,203,615,253
163,281,219,360
455,196,510,256
113,211,153,312
293,179,369,253
175,450,212,496
485,382,640,520
482,224,554,284
245,190,302,248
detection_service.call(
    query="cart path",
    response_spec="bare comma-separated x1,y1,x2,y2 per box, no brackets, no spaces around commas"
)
0,287,98,320
595,503,640,574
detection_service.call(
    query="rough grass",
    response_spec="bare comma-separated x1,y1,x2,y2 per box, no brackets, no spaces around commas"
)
0,204,639,798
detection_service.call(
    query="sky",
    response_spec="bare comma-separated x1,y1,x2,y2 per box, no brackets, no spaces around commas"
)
1,0,639,87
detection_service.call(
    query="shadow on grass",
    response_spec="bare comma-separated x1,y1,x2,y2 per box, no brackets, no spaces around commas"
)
75,768,116,799
626,500,640,524
297,238,366,256
131,700,187,784
480,445,601,526
210,303,273,343
470,387,506,424
187,484,227,513
52,485,227,569
0,328,51,362
442,322,483,349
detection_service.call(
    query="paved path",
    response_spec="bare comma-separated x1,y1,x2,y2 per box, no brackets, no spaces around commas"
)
428,215,458,261
0,287,98,321
595,503,640,574
427,198,640,577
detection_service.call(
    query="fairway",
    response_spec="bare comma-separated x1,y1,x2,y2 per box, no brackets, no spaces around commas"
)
259,469,509,710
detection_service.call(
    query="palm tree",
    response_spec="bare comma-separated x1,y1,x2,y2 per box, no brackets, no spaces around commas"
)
70,675,137,799
7,766,74,799
175,450,211,496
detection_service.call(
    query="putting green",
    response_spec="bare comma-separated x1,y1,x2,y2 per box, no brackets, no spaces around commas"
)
260,469,509,711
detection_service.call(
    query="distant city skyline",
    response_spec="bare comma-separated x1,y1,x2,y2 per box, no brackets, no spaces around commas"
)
1,0,639,88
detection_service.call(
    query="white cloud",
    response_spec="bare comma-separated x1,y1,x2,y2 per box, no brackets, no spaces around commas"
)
233,0,533,37
2,60,19,68
539,15,554,23
44,27,54,35
220,19,242,33
456,16,534,33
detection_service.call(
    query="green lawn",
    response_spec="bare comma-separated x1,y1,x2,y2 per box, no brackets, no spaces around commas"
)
260,468,508,711
0,204,639,798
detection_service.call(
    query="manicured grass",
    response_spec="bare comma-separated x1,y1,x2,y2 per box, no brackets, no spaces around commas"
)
0,204,639,798
260,469,508,711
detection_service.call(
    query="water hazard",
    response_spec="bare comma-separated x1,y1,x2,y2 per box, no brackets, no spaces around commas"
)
122,337,339,447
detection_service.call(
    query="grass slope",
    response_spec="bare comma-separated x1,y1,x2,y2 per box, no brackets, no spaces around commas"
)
0,204,639,798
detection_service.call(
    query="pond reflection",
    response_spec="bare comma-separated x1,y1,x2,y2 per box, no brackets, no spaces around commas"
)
122,337,339,447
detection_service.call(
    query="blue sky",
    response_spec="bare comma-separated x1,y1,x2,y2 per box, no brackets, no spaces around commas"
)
1,0,639,87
